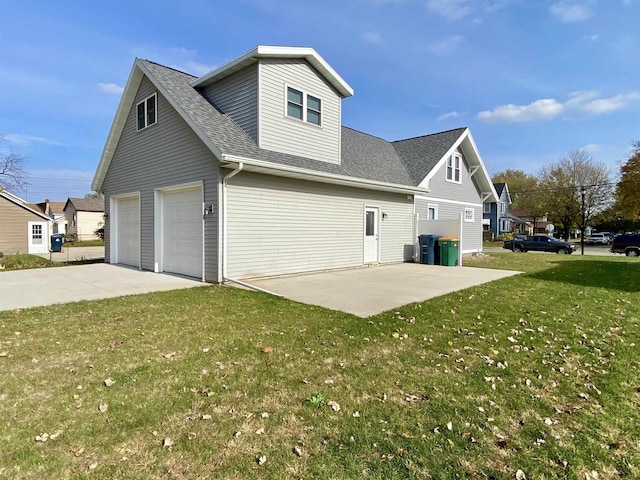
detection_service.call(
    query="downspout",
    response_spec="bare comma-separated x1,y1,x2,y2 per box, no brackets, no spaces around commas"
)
221,162,243,283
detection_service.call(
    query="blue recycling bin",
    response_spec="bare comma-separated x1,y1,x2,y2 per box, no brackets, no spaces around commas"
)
50,234,64,253
418,234,441,265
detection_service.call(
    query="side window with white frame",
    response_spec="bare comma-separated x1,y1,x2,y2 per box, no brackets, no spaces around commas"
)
137,93,157,131
427,204,438,220
286,86,322,126
464,207,474,222
446,152,462,183
500,202,506,214
483,203,491,213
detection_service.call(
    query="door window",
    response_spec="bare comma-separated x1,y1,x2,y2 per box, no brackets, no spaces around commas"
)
365,210,375,236
32,224,43,244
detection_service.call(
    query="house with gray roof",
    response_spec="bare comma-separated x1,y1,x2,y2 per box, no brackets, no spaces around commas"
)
92,45,497,282
63,197,105,241
483,182,512,239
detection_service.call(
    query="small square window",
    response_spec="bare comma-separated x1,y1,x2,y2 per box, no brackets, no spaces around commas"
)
427,204,438,220
136,93,157,131
464,208,474,222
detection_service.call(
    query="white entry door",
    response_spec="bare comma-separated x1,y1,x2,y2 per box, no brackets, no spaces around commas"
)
363,207,379,264
28,221,48,254
161,186,203,279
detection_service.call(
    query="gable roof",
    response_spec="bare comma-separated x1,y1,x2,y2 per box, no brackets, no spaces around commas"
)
92,55,496,202
0,189,53,221
64,197,104,212
493,182,506,196
192,45,354,98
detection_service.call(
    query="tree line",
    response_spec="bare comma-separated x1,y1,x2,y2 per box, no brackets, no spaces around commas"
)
493,144,640,239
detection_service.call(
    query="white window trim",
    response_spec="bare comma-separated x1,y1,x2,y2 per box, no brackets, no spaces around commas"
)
499,202,506,214
483,203,491,213
464,207,475,222
284,84,322,127
427,203,438,220
446,152,462,184
136,93,157,131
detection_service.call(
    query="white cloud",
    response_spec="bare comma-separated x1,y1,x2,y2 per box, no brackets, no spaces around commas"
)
97,82,124,95
428,34,464,54
427,0,473,20
2,133,63,147
362,31,385,44
478,90,640,123
437,110,464,120
550,0,595,23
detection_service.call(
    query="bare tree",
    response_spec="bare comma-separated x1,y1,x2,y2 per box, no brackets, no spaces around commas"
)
538,149,613,240
0,134,27,191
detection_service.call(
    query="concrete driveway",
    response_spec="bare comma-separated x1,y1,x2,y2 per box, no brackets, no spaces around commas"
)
246,262,520,317
0,264,206,311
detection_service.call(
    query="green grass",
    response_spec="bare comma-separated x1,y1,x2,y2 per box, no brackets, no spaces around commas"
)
0,254,55,271
0,254,638,479
65,239,105,247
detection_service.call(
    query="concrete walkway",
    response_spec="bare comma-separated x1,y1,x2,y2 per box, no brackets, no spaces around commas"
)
247,262,521,317
0,263,206,311
34,246,105,262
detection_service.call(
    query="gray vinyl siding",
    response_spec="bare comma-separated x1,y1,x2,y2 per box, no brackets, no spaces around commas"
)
226,172,414,279
102,76,219,281
201,64,258,142
427,149,482,204
258,58,341,164
415,197,482,253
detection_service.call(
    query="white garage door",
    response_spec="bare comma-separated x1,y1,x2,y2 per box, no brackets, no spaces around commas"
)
162,187,202,279
115,195,140,267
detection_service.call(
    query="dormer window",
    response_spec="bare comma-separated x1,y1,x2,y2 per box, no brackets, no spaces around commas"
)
137,93,157,131
446,152,462,183
286,87,321,126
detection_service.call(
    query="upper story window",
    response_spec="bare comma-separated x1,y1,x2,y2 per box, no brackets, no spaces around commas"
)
137,93,157,131
286,86,322,126
500,202,506,214
446,152,462,183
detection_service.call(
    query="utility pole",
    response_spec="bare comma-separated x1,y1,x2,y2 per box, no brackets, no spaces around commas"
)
580,186,586,256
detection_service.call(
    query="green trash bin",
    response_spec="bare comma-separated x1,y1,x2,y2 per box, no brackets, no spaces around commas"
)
439,238,459,266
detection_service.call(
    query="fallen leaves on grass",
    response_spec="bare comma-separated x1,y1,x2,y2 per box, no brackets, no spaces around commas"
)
104,378,115,387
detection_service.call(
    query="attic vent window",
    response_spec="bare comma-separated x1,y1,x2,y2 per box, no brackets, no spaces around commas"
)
286,87,322,126
137,93,157,131
446,152,462,184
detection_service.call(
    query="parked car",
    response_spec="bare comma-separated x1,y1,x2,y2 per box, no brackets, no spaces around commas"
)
610,234,640,257
587,233,610,245
503,235,576,254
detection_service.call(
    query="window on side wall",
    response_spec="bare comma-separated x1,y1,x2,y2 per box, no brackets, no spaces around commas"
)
137,93,157,131
286,86,322,126
427,204,438,220
464,208,474,222
483,203,491,213
446,153,462,183
500,202,506,214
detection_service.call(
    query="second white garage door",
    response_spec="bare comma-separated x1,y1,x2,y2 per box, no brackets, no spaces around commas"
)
161,186,203,279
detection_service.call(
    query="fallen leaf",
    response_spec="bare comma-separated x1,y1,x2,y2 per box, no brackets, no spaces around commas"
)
255,428,265,435
163,352,177,359
261,347,273,353
104,378,115,387
257,455,267,465
233,431,241,438
516,469,526,480
162,438,173,448
293,446,302,457
352,411,360,418
98,403,108,413
88,462,98,471
71,447,85,457
188,432,197,440
261,412,269,418
446,421,453,431
202,414,212,420
327,400,341,412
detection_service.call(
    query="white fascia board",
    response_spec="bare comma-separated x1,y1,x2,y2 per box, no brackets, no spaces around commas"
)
419,128,467,189
464,130,498,203
92,62,143,192
191,45,354,98
221,154,427,196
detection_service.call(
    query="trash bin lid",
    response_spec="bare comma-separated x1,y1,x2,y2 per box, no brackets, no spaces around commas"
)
439,237,458,241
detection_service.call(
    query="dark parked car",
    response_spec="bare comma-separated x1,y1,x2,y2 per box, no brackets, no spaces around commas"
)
610,234,640,257
503,235,576,254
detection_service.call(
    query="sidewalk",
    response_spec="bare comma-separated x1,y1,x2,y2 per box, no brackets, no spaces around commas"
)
35,246,105,262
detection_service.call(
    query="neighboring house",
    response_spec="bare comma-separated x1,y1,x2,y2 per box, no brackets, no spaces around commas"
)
64,198,105,240
509,209,553,236
0,188,53,254
92,45,497,282
482,182,512,239
34,199,67,234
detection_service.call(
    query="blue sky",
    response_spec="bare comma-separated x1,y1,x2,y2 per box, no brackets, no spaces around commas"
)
1,0,638,201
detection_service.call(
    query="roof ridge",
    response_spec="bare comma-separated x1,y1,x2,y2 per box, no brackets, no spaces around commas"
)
139,58,197,79
341,125,389,142
392,127,467,144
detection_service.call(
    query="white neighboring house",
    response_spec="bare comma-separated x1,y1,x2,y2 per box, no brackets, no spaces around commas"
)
0,188,53,254
64,197,105,241
35,200,67,234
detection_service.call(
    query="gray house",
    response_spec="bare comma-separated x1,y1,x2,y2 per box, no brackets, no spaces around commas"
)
483,182,512,239
92,45,497,282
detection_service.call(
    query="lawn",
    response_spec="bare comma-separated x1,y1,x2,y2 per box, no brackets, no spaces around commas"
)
0,254,638,479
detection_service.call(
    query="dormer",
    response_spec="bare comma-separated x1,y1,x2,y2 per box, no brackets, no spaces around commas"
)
192,46,353,164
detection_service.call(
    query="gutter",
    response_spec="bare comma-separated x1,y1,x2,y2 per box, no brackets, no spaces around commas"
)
220,154,429,196
220,162,243,283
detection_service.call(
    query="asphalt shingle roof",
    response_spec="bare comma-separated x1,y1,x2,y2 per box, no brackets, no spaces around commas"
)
66,197,104,212
140,59,466,188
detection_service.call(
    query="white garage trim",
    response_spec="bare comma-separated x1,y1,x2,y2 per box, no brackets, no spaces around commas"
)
154,181,204,280
110,192,140,268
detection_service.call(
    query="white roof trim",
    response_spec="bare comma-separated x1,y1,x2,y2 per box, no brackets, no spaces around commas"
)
0,191,53,221
92,59,224,192
419,128,498,203
191,45,354,98
221,154,428,196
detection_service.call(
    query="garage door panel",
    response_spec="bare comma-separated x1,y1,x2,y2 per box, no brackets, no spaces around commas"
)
115,196,139,267
162,187,202,278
